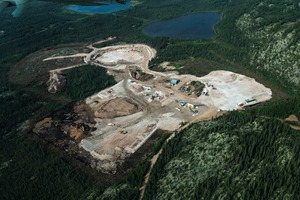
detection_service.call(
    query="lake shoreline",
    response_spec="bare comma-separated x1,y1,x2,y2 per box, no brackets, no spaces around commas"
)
143,13,221,39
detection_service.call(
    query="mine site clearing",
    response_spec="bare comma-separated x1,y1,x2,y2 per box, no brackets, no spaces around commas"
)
42,38,272,173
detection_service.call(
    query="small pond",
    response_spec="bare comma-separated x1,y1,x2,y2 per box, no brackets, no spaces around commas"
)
67,2,131,14
143,13,221,39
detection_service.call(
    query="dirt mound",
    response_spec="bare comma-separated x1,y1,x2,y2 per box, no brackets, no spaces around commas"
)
69,125,84,140
129,66,154,81
159,62,176,70
95,98,141,119
285,114,299,122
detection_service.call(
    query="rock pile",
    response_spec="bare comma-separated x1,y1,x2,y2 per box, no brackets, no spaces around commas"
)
47,72,66,93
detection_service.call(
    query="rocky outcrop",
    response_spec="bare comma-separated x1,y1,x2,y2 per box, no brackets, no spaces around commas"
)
46,72,66,93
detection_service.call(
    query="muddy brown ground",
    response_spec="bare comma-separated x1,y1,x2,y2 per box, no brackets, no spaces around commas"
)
94,97,141,119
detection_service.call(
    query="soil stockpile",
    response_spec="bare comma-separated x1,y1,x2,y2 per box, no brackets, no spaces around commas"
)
95,98,141,119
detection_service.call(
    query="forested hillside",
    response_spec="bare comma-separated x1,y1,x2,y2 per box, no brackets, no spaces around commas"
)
0,0,299,199
144,111,300,200
235,0,300,88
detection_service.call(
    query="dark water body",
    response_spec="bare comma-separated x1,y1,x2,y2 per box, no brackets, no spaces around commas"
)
67,2,131,14
143,13,221,39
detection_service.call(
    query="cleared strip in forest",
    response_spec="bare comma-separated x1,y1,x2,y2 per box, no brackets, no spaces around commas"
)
139,107,224,199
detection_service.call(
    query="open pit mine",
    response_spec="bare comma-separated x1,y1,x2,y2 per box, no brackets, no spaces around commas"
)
34,37,272,174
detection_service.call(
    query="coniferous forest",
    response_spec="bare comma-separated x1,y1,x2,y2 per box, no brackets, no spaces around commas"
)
143,111,300,199
0,0,299,199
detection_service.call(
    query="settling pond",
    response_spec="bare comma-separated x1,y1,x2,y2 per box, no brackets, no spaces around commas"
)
143,13,221,39
67,2,132,14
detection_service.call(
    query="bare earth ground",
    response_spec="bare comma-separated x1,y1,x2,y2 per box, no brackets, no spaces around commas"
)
286,114,299,122
36,38,272,173
9,46,88,85
285,114,300,130
290,125,300,131
159,61,176,70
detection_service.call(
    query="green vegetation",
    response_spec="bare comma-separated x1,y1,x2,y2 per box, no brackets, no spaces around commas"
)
143,111,300,200
233,0,300,89
0,62,105,200
1,122,148,200
0,66,43,133
97,161,150,200
0,137,107,200
93,39,125,48
61,65,116,100
251,97,300,119
0,0,299,199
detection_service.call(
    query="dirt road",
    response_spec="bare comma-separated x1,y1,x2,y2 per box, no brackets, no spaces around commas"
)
40,38,272,174
138,107,223,199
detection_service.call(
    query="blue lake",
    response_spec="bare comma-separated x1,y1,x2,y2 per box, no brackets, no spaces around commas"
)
143,13,221,39
67,2,132,14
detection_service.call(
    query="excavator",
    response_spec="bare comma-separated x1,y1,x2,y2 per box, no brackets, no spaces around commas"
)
0,0,128,17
